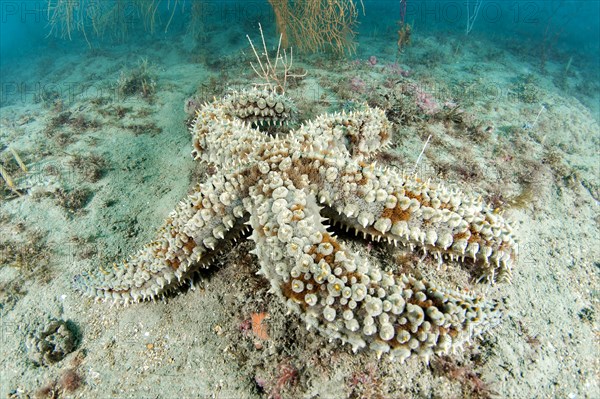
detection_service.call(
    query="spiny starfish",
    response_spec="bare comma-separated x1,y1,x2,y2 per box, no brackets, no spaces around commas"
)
76,89,517,361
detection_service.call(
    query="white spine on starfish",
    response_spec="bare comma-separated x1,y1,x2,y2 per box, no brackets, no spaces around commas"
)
249,174,503,361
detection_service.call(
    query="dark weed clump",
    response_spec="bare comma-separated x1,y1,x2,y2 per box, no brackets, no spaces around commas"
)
123,122,162,136
43,111,100,145
67,153,107,183
578,307,595,323
68,114,100,134
0,228,51,280
55,187,93,214
0,279,27,313
46,111,72,131
0,226,52,311
98,104,131,119
116,58,157,102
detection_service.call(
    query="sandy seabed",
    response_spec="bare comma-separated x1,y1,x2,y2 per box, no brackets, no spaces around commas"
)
1,27,598,399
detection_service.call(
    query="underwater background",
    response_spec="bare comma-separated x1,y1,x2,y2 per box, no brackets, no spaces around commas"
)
1,1,599,398
1,1,599,113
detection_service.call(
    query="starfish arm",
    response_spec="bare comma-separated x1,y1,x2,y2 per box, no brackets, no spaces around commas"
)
74,172,249,303
295,106,391,158
220,89,296,126
248,174,503,361
191,106,271,166
191,89,295,165
313,157,518,282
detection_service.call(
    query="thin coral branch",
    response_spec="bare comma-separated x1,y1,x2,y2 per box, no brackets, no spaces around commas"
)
246,23,306,94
